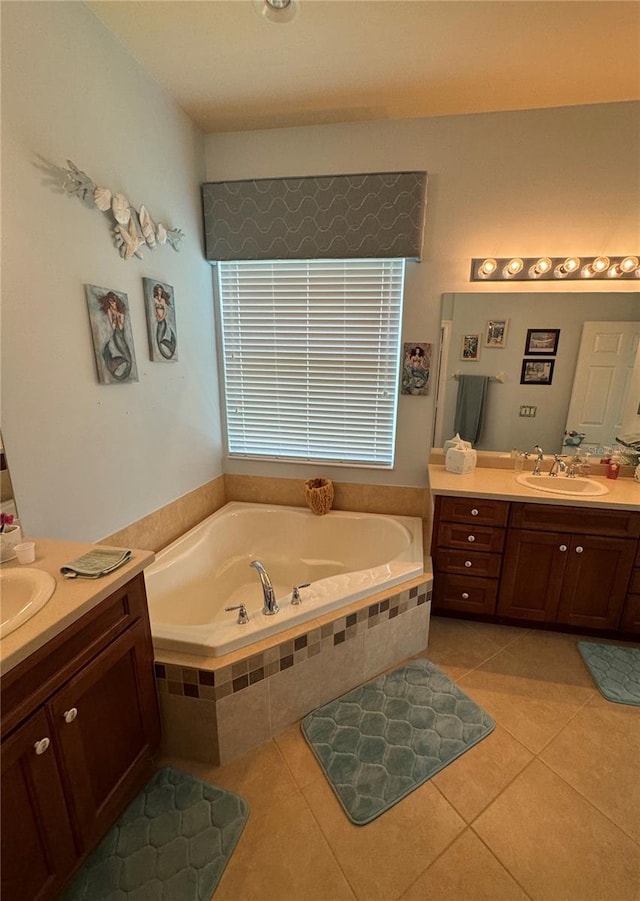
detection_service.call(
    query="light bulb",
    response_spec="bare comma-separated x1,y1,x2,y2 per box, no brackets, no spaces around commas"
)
254,0,299,23
580,264,595,278
592,256,610,272
620,256,639,273
478,258,497,278
607,263,622,278
506,258,524,275
563,257,580,272
529,257,552,278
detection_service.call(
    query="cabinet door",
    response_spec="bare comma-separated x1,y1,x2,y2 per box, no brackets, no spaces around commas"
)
1,709,77,901
556,535,637,630
48,621,159,850
498,530,567,622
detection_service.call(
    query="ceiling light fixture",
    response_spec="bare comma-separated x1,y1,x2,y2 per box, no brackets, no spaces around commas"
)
470,256,640,281
254,0,299,24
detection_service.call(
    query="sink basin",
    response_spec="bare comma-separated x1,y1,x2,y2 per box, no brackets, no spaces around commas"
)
515,473,609,497
0,568,56,638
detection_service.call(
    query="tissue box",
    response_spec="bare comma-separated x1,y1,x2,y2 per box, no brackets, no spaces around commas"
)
445,446,477,474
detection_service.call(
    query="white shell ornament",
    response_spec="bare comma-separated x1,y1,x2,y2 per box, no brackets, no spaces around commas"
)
139,206,156,248
156,223,167,245
111,192,131,225
93,186,112,211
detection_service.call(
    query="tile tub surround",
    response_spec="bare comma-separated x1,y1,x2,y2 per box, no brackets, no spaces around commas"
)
155,577,433,765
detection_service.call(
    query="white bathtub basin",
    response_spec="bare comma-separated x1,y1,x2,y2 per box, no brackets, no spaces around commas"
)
515,473,609,496
0,568,56,638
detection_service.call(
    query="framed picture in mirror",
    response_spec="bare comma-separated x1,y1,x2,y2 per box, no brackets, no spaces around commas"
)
520,358,555,385
525,328,560,355
484,319,509,348
460,334,481,361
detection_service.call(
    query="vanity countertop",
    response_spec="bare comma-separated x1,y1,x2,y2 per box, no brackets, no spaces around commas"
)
428,465,640,512
0,538,154,674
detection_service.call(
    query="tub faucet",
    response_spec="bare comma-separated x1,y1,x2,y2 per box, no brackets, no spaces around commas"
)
250,560,279,615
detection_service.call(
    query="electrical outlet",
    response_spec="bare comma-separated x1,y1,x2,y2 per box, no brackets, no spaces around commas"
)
519,405,537,418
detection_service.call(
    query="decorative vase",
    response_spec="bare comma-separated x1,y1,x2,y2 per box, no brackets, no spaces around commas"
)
0,524,23,562
304,478,334,516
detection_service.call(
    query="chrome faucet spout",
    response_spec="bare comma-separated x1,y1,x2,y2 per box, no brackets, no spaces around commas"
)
532,445,545,475
249,560,279,615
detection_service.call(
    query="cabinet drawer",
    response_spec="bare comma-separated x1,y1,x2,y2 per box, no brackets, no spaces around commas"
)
438,496,509,527
436,522,505,553
510,503,640,538
1,573,148,735
432,573,498,615
436,548,502,578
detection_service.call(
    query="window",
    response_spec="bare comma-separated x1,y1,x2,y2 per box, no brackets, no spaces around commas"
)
217,258,405,467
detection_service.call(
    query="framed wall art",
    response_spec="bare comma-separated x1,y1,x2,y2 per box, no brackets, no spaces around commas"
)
524,328,560,355
520,358,555,385
401,342,432,395
484,319,509,348
143,278,179,362
85,284,138,384
460,333,481,361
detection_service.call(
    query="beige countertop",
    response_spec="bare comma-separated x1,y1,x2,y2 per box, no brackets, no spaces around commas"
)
0,538,155,675
428,465,640,511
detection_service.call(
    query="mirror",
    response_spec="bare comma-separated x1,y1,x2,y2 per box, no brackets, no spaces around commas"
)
0,431,18,520
434,292,640,456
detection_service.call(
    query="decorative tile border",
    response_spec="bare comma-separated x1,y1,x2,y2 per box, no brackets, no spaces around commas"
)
155,581,432,701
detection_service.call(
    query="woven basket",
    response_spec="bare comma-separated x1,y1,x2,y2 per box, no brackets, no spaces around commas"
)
304,478,334,516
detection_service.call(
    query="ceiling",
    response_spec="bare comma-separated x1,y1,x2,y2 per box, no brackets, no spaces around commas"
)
87,0,640,134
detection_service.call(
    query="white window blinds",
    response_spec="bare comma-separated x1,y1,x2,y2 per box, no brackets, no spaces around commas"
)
217,258,405,467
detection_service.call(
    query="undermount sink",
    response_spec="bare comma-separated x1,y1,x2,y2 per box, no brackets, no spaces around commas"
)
515,473,609,497
0,568,56,638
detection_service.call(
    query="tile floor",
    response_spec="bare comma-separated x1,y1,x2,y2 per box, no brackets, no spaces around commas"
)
160,616,640,901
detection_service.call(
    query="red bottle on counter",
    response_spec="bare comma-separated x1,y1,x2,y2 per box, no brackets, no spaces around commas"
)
607,460,620,480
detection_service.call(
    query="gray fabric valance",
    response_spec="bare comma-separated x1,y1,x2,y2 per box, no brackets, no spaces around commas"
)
201,171,427,262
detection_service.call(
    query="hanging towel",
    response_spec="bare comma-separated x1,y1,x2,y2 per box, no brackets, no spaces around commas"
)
453,375,489,445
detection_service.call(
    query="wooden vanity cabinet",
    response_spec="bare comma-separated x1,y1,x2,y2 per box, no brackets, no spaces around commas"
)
431,496,508,615
619,543,640,636
0,572,161,901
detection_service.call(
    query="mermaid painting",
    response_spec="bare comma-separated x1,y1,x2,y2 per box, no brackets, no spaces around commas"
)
85,285,139,384
143,278,178,362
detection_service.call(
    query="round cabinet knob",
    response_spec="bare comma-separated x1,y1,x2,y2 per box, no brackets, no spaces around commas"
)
467,535,475,543
559,544,568,552
464,560,472,568
63,707,78,724
461,592,470,599
575,546,584,554
34,737,50,756
470,508,479,516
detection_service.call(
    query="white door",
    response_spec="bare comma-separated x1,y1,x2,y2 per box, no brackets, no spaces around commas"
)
565,321,640,449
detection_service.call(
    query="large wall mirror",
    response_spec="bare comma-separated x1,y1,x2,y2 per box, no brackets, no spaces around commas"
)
434,292,640,456
0,431,18,520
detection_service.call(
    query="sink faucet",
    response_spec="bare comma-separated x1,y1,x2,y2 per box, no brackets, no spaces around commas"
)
548,455,567,476
249,560,279,615
532,445,545,475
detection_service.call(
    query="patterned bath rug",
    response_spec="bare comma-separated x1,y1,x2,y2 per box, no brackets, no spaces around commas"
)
63,767,249,900
301,657,495,825
577,641,640,706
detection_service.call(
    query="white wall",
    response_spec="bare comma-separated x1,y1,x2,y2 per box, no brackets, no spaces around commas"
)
1,2,222,541
205,102,640,487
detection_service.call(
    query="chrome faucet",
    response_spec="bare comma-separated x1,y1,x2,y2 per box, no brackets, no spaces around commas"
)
532,445,545,475
249,560,279,615
548,455,567,477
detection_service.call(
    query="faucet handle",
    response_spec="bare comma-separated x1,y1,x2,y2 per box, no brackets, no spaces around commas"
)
291,583,311,605
225,603,250,624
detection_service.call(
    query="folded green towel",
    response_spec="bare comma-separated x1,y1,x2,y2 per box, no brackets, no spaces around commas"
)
60,548,132,579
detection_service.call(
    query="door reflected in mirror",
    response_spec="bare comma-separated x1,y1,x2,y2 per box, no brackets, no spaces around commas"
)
434,292,640,456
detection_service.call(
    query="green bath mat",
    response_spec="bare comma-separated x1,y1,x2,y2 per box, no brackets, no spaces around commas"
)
63,767,249,900
577,641,640,706
302,658,495,825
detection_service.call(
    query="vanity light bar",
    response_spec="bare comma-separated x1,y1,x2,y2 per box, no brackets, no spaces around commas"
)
471,256,640,281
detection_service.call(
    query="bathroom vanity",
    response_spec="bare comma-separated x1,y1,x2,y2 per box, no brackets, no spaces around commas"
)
0,540,159,901
429,465,640,638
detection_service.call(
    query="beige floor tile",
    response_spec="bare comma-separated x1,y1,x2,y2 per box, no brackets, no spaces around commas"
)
400,828,532,901
474,759,640,901
302,771,465,901
423,616,528,681
540,692,640,842
432,724,533,822
160,738,300,820
274,721,325,790
457,641,595,753
213,792,356,901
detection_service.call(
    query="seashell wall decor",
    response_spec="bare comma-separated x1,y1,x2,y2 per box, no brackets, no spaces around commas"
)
54,159,185,260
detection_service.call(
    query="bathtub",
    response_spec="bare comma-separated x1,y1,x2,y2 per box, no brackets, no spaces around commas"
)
146,501,424,657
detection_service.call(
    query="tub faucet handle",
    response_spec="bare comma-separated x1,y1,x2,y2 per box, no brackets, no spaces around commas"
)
225,603,249,624
291,583,311,605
